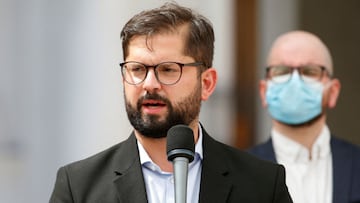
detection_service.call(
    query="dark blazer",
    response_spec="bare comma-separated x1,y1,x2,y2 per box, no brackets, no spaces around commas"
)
50,128,293,203
249,136,360,203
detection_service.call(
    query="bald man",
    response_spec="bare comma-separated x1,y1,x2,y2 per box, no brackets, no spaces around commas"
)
249,30,360,203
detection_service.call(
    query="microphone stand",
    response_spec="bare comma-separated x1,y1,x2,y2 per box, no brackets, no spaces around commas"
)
166,125,195,203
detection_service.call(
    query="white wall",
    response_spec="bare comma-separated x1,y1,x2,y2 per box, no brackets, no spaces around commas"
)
0,0,234,202
255,0,300,143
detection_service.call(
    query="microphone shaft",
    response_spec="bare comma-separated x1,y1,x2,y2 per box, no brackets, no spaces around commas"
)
173,157,189,203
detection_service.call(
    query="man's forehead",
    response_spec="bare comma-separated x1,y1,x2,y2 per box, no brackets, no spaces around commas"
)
268,32,333,74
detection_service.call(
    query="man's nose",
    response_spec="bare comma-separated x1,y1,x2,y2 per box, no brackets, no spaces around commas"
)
142,69,161,90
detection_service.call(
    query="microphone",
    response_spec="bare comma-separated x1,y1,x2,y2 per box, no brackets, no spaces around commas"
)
167,125,195,203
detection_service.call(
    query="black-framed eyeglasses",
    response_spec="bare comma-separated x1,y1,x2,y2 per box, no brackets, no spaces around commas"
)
266,64,330,84
119,61,204,85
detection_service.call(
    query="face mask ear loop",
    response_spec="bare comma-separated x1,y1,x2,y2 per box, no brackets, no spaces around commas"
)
323,79,333,91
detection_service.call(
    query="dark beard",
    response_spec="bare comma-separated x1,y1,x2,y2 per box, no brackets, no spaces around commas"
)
125,83,202,138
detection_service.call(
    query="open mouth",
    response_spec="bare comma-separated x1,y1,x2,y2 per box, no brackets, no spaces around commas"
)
142,99,166,108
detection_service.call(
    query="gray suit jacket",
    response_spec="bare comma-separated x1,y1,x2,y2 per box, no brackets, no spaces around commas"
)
50,127,293,203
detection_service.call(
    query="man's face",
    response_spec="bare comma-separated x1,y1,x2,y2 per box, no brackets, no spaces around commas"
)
259,32,340,127
267,34,333,110
123,32,202,138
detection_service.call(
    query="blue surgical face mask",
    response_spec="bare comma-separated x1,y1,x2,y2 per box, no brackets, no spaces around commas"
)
266,71,323,125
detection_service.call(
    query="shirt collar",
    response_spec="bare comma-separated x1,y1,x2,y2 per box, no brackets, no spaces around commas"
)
138,123,204,170
271,125,331,163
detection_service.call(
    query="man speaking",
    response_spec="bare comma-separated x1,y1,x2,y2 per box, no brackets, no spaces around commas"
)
49,3,292,203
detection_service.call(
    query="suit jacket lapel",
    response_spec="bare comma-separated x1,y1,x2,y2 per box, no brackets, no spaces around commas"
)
253,136,354,203
199,129,232,203
113,133,148,203
267,136,352,203
264,139,277,162
252,138,277,162
331,137,352,203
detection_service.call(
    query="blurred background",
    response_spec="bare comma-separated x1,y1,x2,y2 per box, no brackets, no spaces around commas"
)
1,0,359,202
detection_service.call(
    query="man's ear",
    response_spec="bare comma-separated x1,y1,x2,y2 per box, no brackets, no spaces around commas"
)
201,68,217,101
327,78,341,108
259,80,268,107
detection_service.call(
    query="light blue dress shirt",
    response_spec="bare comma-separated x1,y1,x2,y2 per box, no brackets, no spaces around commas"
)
138,124,203,203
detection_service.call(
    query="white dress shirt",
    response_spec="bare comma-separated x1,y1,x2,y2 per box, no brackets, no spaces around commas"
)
138,124,203,203
272,125,333,203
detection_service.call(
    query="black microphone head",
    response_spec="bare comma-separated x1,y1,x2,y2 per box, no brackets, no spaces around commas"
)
166,124,195,162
